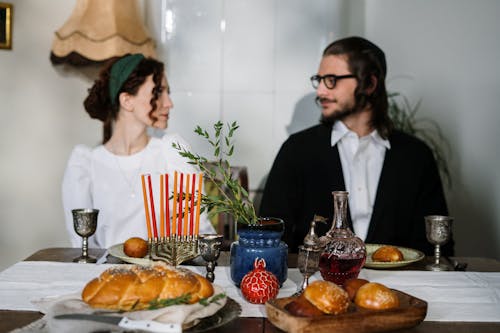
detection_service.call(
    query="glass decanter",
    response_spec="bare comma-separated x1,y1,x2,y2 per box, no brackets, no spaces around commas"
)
318,191,366,285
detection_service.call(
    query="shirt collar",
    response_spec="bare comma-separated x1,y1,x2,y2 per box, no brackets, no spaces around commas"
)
370,129,391,149
331,120,350,146
330,121,391,149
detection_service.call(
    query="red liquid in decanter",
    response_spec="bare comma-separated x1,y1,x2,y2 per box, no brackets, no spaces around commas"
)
319,253,366,285
319,191,366,286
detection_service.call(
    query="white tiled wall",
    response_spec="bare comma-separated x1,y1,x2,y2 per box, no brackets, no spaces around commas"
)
146,0,344,197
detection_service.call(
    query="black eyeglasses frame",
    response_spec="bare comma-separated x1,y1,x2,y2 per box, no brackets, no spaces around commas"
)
310,74,356,89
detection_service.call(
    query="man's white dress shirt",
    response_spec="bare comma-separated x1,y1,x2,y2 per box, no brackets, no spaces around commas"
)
331,121,390,240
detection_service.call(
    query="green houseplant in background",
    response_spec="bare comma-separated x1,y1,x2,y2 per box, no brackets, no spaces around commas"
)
173,121,288,287
388,92,452,187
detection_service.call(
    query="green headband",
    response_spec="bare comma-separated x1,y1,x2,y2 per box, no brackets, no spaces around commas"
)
109,54,145,105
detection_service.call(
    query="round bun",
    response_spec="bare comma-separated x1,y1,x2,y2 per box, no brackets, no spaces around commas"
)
123,237,148,258
354,282,400,310
285,293,325,317
371,246,404,262
82,262,214,311
303,280,350,315
343,278,369,300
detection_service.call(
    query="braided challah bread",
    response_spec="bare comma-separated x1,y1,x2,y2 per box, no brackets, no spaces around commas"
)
82,262,214,311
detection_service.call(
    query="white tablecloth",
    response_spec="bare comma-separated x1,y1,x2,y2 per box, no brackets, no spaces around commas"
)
1,261,499,322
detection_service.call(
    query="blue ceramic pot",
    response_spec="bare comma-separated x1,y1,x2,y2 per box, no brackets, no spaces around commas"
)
230,217,288,287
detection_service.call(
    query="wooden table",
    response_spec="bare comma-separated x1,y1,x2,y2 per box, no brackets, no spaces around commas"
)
1,248,500,333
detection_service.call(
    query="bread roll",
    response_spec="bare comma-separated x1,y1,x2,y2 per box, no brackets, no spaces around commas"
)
354,282,399,310
343,278,369,300
123,237,149,258
371,246,404,262
303,280,350,315
82,263,214,311
285,293,325,317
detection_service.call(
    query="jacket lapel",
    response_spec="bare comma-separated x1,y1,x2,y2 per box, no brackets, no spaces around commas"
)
365,143,396,240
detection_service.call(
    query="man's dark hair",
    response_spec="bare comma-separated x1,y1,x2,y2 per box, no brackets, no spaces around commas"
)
323,36,393,138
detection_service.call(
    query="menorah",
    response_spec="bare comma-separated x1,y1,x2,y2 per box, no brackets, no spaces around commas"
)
148,236,199,266
141,171,203,266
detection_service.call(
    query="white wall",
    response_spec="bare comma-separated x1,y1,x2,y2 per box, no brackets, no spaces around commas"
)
0,0,499,272
0,0,102,271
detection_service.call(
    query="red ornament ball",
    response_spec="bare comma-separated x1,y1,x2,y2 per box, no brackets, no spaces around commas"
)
240,258,280,304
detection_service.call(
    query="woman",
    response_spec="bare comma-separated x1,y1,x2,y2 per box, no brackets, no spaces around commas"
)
62,54,215,248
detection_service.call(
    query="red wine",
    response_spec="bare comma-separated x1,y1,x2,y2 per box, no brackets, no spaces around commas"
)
318,253,366,285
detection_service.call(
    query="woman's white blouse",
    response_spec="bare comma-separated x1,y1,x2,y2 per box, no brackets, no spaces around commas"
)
62,133,215,249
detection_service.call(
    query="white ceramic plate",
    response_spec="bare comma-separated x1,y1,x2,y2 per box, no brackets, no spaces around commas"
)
364,243,425,269
108,243,154,265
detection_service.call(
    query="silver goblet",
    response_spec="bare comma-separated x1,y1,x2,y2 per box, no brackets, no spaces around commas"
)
72,208,99,263
425,215,453,271
294,245,321,296
198,234,223,282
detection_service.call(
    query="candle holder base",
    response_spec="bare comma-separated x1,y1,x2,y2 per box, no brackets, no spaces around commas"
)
149,237,199,266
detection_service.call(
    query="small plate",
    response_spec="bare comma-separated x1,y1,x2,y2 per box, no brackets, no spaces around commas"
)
364,244,425,269
108,243,154,265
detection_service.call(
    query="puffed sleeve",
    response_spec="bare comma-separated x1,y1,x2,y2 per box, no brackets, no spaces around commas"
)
162,134,216,234
62,145,93,247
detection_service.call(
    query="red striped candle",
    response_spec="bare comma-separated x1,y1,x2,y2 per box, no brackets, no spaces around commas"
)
165,173,170,237
159,174,164,238
141,174,152,239
178,173,184,235
189,173,196,235
147,174,158,239
172,171,178,236
195,173,203,235
183,175,190,236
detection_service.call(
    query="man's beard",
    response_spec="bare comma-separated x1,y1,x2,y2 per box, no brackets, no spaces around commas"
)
316,96,360,126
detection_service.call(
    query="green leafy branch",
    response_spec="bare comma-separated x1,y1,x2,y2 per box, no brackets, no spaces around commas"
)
388,92,452,187
173,121,258,225
199,293,226,306
148,293,191,310
147,292,226,310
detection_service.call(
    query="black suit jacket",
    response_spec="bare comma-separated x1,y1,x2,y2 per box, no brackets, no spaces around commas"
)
259,123,454,256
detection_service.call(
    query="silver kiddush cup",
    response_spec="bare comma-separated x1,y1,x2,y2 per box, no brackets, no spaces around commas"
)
425,215,453,271
72,208,99,263
198,234,223,282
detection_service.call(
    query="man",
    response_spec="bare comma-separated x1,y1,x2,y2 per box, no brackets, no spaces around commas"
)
260,36,453,256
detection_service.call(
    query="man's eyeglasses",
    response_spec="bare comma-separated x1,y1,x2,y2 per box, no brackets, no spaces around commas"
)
310,74,356,89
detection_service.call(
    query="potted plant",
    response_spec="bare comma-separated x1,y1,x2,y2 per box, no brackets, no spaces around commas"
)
388,92,452,187
173,121,288,287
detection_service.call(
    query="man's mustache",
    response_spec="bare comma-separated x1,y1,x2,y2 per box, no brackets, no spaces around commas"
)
315,96,335,106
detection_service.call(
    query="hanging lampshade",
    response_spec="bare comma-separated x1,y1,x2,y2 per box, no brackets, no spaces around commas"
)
50,0,156,66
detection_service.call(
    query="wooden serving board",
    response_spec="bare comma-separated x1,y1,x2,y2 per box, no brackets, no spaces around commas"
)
265,289,427,333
